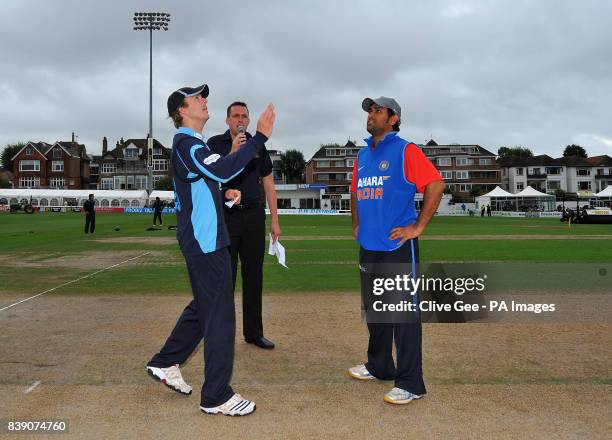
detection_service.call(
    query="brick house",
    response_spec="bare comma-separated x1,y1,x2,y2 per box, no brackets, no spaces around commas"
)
12,134,90,189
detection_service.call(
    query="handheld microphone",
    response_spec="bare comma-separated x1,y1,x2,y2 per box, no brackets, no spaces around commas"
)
237,125,246,135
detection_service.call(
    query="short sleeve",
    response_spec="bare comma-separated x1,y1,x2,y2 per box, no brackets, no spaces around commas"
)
404,143,443,193
350,159,358,193
259,146,273,177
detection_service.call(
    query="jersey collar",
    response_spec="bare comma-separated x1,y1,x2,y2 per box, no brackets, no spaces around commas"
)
177,126,206,141
364,131,398,150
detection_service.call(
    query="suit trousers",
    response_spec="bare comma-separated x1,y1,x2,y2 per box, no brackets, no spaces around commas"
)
224,205,266,340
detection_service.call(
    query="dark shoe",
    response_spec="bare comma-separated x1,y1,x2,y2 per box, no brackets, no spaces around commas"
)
245,336,275,349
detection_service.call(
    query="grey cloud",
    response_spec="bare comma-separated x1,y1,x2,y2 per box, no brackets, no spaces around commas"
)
0,0,611,159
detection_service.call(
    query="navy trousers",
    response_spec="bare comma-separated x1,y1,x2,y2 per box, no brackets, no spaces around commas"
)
359,239,426,395
148,248,235,407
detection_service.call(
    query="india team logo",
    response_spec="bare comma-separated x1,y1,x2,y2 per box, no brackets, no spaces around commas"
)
379,160,389,171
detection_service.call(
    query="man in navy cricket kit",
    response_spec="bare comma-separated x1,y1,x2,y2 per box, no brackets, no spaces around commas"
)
146,83,276,417
348,96,444,404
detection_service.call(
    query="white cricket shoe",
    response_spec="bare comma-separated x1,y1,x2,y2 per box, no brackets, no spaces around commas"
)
348,364,376,381
200,393,256,417
147,364,192,395
383,387,423,404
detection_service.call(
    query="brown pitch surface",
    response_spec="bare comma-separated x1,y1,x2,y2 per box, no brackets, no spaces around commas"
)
1,293,609,439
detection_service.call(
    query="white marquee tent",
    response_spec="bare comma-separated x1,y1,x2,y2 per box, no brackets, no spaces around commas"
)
593,185,612,207
514,186,555,211
149,191,174,204
0,189,149,208
476,186,516,211
476,185,555,211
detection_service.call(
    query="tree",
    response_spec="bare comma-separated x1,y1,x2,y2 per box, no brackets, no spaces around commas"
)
470,186,483,201
0,177,10,188
497,146,533,158
1,142,26,171
563,144,587,158
154,176,174,191
279,149,305,183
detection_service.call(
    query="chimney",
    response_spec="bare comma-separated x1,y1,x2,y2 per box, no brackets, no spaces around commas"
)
102,137,108,154
72,131,75,143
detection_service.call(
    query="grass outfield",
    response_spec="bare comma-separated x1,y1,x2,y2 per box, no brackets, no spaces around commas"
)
0,212,610,295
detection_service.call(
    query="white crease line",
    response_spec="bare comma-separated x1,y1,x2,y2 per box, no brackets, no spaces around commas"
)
25,380,41,394
0,252,152,313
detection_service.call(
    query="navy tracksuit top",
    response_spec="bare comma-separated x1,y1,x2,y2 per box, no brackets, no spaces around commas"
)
171,127,268,256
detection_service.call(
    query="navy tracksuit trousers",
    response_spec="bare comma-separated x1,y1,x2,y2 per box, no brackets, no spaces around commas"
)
359,239,426,396
148,248,235,407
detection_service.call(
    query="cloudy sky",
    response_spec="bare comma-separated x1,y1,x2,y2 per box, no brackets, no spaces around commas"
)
1,0,611,159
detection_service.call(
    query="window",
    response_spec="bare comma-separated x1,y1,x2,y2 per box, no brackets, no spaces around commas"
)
39,198,48,206
516,182,524,190
547,181,560,190
456,158,472,166
346,159,355,167
153,175,163,185
456,171,469,179
317,173,329,181
25,147,34,155
299,198,321,209
576,168,590,176
135,175,147,189
437,157,451,166
516,168,524,176
277,199,292,209
546,167,561,175
19,160,40,171
440,171,453,180
101,178,114,190
53,148,62,158
347,172,353,181
317,160,330,168
339,149,346,156
114,175,126,189
102,163,116,173
130,199,140,207
153,146,163,155
0,198,8,205
50,198,59,206
479,158,492,165
126,176,134,189
332,160,344,168
326,149,338,156
153,159,168,171
531,168,541,175
50,177,65,188
459,184,471,192
30,199,39,206
124,148,139,159
101,199,110,207
121,199,130,208
19,176,40,188
52,161,64,172
111,199,120,207
578,181,591,191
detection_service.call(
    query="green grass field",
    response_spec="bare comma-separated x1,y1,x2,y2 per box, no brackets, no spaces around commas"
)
0,212,610,296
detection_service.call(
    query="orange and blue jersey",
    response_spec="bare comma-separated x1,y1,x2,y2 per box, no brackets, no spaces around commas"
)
350,132,442,251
